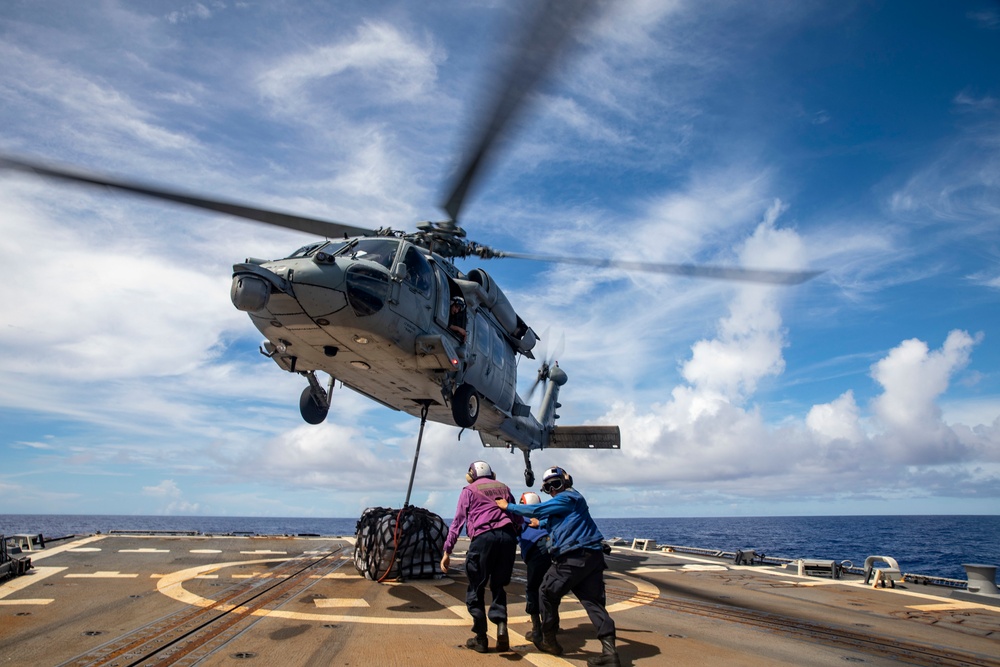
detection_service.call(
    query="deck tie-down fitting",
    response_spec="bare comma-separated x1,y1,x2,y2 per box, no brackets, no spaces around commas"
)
864,555,901,588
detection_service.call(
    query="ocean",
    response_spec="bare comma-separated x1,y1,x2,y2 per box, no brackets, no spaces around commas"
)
2,514,997,582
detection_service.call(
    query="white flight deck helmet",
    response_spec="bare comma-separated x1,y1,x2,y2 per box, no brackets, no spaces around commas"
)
466,460,495,483
520,492,542,505
540,466,572,494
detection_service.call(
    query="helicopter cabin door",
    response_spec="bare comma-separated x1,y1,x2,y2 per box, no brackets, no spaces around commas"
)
388,244,435,335
465,315,516,414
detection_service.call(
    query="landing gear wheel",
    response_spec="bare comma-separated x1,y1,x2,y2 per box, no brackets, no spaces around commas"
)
451,383,480,428
525,469,535,487
299,386,330,424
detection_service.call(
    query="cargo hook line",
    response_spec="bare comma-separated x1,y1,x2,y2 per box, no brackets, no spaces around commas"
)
403,401,432,508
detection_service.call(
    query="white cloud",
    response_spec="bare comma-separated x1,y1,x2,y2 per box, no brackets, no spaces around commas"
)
166,3,215,24
143,479,182,497
806,391,864,443
871,332,977,430
142,479,202,514
14,440,57,451
572,266,998,505
229,422,389,488
886,119,1000,229
0,42,198,156
257,21,441,106
870,330,981,462
0,182,240,384
680,201,800,404
967,10,1000,30
967,271,1000,289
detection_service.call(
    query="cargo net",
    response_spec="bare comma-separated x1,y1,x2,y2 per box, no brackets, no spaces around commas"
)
354,506,447,582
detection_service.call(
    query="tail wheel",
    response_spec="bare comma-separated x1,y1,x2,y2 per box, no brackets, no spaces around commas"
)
299,386,330,424
451,383,480,428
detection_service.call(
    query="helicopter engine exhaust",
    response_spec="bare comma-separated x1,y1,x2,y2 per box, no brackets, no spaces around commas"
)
466,268,516,331
231,275,270,312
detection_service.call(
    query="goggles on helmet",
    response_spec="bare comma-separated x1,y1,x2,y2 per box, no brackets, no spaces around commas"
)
540,466,569,494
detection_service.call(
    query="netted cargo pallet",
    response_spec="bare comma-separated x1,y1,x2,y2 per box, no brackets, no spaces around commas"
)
354,506,446,582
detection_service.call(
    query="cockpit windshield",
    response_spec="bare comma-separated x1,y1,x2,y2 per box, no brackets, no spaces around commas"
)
338,238,400,269
281,238,400,268
284,240,348,260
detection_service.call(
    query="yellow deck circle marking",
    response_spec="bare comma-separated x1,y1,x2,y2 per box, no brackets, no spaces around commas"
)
156,557,660,625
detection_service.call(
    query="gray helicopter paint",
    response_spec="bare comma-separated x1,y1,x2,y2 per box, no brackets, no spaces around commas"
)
230,238,562,452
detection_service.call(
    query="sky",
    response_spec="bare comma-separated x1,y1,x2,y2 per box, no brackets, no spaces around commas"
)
2,0,999,520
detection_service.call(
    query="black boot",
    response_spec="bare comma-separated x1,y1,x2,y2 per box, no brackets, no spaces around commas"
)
525,614,542,642
586,635,621,667
465,633,488,653
495,622,510,652
534,630,563,656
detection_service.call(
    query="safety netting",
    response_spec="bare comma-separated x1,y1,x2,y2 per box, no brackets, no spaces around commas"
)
354,506,447,582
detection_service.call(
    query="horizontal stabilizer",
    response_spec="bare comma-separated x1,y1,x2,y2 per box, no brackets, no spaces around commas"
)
548,425,621,449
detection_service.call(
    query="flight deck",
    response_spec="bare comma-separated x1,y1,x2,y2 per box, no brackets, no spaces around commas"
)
1,533,998,666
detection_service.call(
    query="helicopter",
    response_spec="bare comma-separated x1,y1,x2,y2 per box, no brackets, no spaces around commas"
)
0,1,820,488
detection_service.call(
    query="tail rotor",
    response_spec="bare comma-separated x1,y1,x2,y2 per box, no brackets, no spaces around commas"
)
527,360,551,403
526,331,563,408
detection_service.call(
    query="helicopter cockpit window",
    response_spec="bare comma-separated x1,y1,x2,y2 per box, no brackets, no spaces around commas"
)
341,238,399,269
286,241,328,259
401,246,432,294
284,240,349,259
494,331,505,369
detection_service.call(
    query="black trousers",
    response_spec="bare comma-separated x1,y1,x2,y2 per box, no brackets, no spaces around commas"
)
540,547,615,639
523,543,551,616
464,527,517,635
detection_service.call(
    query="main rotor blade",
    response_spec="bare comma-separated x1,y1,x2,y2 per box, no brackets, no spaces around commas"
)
495,250,824,285
440,0,603,223
0,155,375,239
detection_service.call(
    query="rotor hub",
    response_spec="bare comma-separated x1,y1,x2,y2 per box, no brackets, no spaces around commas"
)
409,221,494,259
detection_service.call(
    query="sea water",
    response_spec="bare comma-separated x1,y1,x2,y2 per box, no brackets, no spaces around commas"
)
595,515,1000,581
2,514,997,581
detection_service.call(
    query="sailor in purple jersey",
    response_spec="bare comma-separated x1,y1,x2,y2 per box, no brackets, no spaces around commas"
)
440,460,522,653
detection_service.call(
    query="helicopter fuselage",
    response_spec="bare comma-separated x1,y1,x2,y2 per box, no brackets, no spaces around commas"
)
230,235,545,448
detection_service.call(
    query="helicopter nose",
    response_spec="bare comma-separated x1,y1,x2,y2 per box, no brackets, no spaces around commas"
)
231,275,270,312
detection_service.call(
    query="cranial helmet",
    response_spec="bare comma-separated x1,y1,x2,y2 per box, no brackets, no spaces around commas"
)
540,466,572,494
451,296,466,310
466,460,495,483
520,492,542,505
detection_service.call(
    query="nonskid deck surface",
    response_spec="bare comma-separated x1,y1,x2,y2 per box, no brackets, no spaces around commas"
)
1,535,997,666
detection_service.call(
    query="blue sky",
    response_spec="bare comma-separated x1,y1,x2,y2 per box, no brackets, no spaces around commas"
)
1,0,999,519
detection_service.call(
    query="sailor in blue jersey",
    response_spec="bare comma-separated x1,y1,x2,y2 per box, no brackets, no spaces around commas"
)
497,466,620,667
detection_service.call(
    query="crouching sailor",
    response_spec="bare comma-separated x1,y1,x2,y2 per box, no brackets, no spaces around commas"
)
497,466,620,667
517,491,553,643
